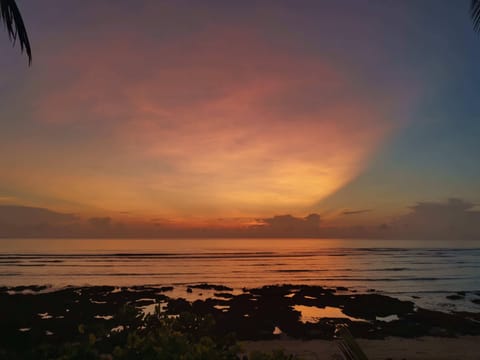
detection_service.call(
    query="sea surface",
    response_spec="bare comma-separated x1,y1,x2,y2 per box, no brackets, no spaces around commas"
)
1,238,479,312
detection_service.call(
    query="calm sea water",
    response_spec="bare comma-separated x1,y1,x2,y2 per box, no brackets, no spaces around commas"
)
1,238,479,311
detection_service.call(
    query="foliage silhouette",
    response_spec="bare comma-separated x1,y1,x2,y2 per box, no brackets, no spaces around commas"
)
472,0,480,32
335,324,369,360
0,302,302,360
0,0,31,64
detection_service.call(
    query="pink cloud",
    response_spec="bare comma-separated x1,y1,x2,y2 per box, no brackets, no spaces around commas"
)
25,15,409,218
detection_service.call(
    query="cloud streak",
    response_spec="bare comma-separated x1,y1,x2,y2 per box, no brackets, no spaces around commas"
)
341,209,372,216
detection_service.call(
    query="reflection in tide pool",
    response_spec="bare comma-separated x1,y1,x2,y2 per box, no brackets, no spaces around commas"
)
376,314,399,322
293,305,366,323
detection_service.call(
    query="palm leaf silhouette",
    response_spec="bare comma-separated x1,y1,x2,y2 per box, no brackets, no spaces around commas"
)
0,0,31,64
336,324,369,360
472,0,480,32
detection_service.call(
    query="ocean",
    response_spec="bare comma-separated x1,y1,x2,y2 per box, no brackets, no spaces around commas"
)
1,238,479,312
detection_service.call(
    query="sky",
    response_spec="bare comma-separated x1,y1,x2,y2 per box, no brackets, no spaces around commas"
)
0,1,479,238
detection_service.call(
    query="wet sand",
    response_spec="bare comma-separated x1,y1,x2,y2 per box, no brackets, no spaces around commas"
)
243,336,480,359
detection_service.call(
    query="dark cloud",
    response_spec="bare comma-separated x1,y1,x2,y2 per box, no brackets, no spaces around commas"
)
0,205,76,225
0,200,479,240
88,217,112,228
379,223,389,230
341,209,372,216
389,198,480,239
251,214,321,237
0,205,78,238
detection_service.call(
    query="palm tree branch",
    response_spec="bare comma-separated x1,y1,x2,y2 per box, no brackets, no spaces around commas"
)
472,0,480,32
336,324,369,360
0,0,31,64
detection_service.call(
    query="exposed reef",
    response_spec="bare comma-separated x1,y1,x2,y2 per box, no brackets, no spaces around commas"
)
1,283,480,354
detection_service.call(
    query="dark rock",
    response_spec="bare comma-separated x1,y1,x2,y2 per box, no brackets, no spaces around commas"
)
227,293,257,317
135,299,155,307
191,299,220,315
2,283,480,349
188,284,233,291
249,284,297,297
407,308,480,336
453,311,480,322
214,292,234,299
341,294,414,320
10,285,50,292
166,298,191,314
428,327,449,336
158,286,174,292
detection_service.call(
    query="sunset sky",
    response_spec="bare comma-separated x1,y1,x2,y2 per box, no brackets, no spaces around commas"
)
0,1,479,237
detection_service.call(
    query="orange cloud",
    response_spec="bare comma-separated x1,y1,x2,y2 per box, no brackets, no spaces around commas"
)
15,22,403,220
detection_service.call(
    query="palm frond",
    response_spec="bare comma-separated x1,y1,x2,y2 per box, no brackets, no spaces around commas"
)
335,324,369,360
0,0,31,64
472,0,480,33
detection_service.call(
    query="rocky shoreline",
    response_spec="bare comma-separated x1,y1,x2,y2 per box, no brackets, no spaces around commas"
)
1,283,480,349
